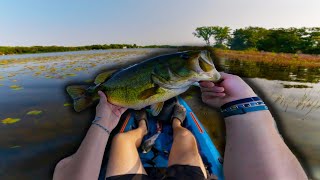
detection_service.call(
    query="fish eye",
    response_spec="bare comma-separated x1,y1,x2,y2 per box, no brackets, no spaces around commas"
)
180,54,190,59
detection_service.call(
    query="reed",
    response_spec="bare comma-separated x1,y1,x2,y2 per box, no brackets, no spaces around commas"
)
215,49,320,68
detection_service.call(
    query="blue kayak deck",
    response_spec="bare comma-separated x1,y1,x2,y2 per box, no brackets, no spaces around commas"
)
120,97,224,179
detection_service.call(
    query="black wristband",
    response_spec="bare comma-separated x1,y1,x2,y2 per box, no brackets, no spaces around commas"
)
220,97,268,118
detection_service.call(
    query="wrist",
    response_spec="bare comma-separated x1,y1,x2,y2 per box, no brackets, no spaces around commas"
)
220,96,268,118
224,93,257,105
92,117,113,133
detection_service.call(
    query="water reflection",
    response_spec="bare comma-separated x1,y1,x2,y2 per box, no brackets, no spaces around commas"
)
214,57,320,179
216,58,320,83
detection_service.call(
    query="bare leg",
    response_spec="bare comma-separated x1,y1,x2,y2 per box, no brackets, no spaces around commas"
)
105,120,147,177
168,118,207,178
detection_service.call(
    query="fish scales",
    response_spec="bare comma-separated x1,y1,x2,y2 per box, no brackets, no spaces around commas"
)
66,50,221,113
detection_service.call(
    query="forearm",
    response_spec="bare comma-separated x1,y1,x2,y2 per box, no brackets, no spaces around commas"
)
53,124,109,180
223,110,307,180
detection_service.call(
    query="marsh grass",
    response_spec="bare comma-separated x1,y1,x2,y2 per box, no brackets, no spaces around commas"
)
215,49,320,68
273,87,320,120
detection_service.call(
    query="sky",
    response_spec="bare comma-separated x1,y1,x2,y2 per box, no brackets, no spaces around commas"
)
1,0,320,46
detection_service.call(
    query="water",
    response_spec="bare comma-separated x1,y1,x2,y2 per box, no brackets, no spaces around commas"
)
0,48,177,179
0,50,319,179
215,58,320,179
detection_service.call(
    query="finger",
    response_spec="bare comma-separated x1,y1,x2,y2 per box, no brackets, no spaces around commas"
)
212,86,225,92
199,81,215,88
119,107,128,114
201,86,224,93
98,91,107,102
202,92,226,97
219,72,238,80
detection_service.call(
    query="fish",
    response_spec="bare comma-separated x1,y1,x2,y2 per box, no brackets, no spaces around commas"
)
66,50,221,115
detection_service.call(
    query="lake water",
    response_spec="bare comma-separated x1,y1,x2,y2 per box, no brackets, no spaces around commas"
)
0,49,319,179
215,58,320,179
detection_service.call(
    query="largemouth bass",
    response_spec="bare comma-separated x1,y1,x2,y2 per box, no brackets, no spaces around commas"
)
66,50,221,115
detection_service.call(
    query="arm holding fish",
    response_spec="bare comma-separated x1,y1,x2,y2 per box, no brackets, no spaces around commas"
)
53,91,127,180
200,72,307,180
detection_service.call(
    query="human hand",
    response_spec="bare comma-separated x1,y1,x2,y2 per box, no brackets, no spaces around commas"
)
200,72,256,109
95,91,127,131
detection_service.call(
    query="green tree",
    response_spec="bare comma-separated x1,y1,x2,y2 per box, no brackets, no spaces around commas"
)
229,27,268,50
193,26,231,47
258,28,302,53
211,26,231,48
193,26,215,46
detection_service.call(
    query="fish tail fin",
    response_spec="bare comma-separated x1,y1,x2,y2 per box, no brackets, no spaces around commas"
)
66,85,93,112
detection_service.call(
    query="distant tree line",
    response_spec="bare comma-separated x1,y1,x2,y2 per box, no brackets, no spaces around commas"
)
0,44,140,55
193,26,320,54
0,44,177,55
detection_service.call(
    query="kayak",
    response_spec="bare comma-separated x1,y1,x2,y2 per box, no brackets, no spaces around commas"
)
118,96,224,179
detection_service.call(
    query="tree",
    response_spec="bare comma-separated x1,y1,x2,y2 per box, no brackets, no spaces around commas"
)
211,26,231,48
229,27,268,50
193,26,215,46
193,26,231,47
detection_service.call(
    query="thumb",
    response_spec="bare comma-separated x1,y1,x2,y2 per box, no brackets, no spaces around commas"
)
98,91,107,102
119,107,128,114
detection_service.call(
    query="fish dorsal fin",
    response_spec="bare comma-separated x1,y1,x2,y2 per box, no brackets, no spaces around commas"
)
94,70,117,85
150,102,164,116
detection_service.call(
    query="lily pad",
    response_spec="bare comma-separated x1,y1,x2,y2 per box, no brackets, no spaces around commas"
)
1,118,21,124
74,67,85,71
10,85,23,90
65,73,77,77
64,103,71,107
84,79,93,83
10,145,21,148
27,110,42,115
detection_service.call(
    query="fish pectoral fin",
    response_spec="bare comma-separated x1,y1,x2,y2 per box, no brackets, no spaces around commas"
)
94,70,117,85
138,86,159,100
150,102,164,116
167,67,182,82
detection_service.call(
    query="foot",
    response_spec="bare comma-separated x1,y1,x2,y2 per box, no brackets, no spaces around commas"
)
171,104,186,126
134,109,148,135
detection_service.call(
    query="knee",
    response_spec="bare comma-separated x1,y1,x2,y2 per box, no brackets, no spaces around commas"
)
175,129,197,144
53,156,73,178
112,133,134,145
113,133,127,143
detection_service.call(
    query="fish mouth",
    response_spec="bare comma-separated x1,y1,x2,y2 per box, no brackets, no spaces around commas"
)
196,51,221,82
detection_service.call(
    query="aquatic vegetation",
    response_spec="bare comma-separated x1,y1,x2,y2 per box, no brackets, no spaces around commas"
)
26,110,43,115
215,49,320,68
65,73,77,77
63,103,71,107
10,145,21,148
73,67,85,71
282,84,313,88
10,85,23,90
1,118,21,124
0,84,3,87
84,79,93,83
